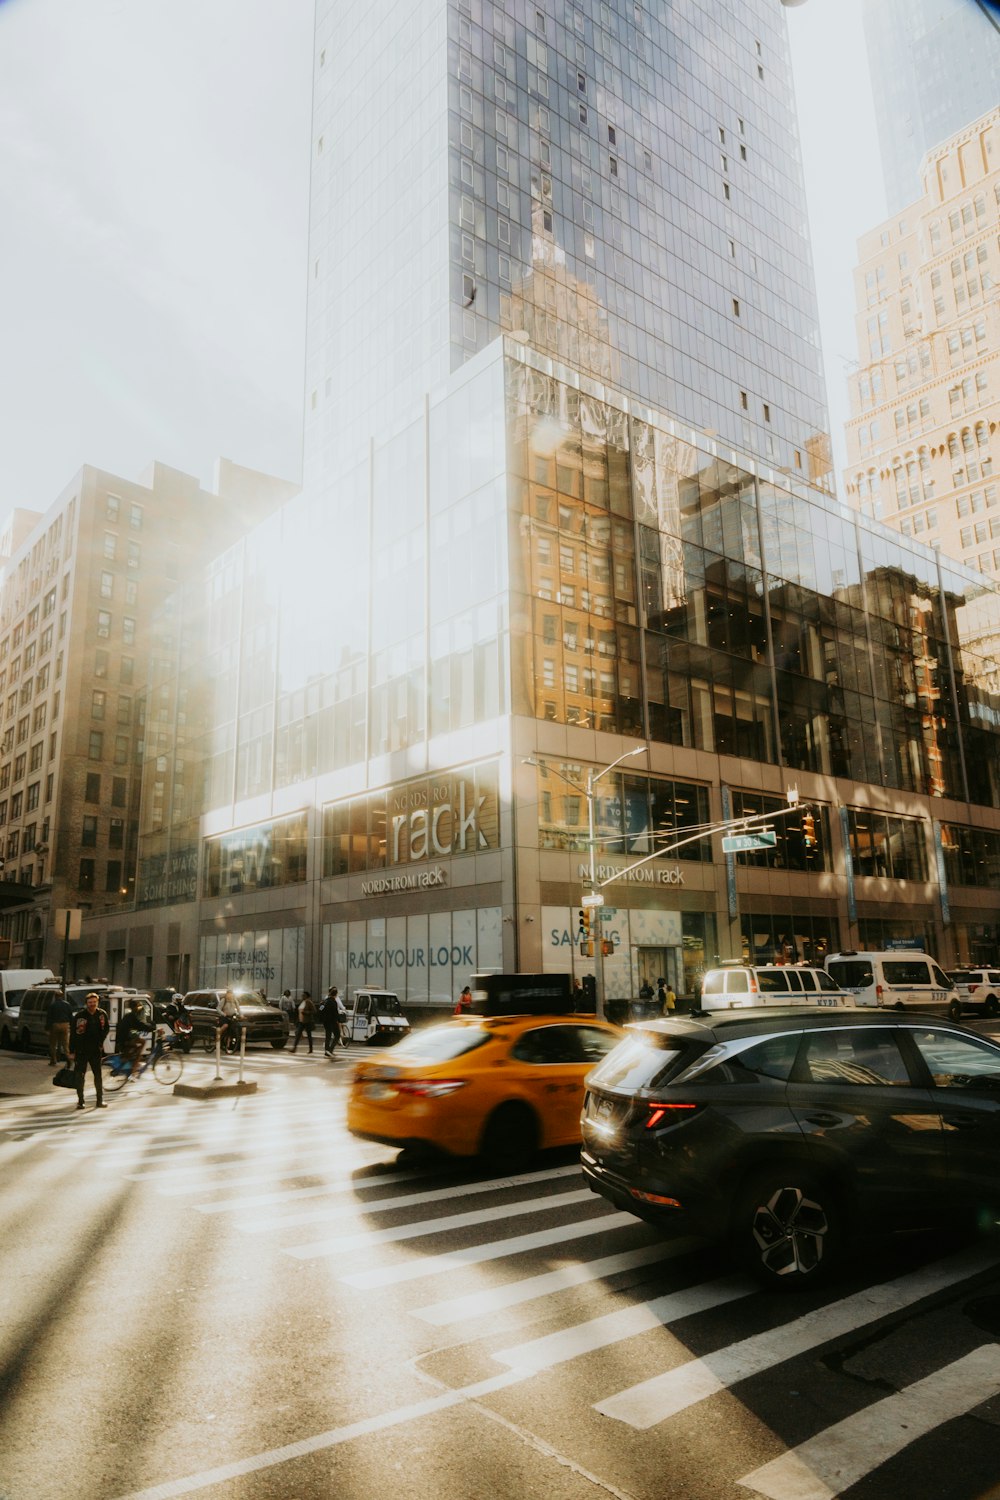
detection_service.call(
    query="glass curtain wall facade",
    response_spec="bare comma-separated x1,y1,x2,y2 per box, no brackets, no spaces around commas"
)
306,0,831,490
863,0,1000,215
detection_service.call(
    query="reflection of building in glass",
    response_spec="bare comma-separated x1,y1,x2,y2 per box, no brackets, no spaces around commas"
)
862,0,1000,217
843,108,999,579
77,3,1000,994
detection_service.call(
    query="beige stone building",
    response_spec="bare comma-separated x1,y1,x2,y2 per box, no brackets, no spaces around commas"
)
843,107,999,574
0,460,295,978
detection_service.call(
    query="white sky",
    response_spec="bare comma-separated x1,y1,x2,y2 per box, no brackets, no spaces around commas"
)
0,0,884,521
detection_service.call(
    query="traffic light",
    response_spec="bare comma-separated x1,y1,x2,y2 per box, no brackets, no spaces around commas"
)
802,810,816,847
578,908,590,939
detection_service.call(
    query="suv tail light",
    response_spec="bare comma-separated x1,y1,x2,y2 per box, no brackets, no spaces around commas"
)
644,1102,699,1129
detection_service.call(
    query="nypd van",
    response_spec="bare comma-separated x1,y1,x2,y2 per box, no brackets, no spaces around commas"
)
825,950,958,1015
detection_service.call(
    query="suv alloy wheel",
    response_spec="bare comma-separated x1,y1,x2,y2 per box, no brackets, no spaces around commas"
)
733,1169,843,1289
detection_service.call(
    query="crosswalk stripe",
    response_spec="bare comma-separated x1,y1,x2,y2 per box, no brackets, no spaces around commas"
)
154,1157,387,1197
493,1276,755,1373
237,1164,580,1232
412,1240,692,1326
193,1169,423,1214
736,1344,1000,1500
594,1246,998,1429
286,1187,595,1260
341,1210,636,1289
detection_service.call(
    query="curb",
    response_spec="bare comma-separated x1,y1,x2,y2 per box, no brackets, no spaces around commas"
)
172,1079,259,1100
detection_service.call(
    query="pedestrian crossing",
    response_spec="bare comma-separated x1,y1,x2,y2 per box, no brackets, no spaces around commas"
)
11,1083,1000,1499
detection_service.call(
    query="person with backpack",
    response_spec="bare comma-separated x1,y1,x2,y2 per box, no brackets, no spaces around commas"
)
321,986,342,1053
292,991,316,1053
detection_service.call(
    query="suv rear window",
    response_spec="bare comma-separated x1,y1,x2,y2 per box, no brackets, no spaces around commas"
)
587,1034,698,1092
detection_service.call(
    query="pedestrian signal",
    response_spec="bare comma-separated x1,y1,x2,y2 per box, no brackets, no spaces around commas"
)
802,810,816,847
602,939,614,956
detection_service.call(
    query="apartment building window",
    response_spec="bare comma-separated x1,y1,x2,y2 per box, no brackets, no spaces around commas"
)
31,704,45,734
88,731,103,759
29,743,42,772
81,815,98,848
123,617,136,646
10,792,22,819
109,817,124,849
104,532,117,560
42,588,55,618
105,860,122,894
117,695,131,725
106,495,120,522
114,735,129,765
13,754,25,782
16,717,28,745
40,625,52,654
45,773,53,802
91,690,106,720
79,859,94,892
85,772,101,802
120,656,134,685
23,825,35,853
26,782,39,813
112,776,127,807
97,611,111,638
100,572,113,600
0,802,6,827
7,831,19,860
129,503,142,530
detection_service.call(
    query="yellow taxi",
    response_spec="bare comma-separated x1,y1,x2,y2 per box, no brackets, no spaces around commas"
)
347,1012,622,1170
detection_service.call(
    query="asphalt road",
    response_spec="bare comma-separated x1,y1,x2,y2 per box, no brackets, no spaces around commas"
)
0,1040,999,1500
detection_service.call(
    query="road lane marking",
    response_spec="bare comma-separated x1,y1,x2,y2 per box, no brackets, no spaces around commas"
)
119,1370,528,1500
493,1276,755,1372
412,1241,692,1326
595,1247,999,1429
286,1187,596,1259
737,1345,1000,1500
341,1211,637,1288
237,1163,580,1231
193,1168,424,1213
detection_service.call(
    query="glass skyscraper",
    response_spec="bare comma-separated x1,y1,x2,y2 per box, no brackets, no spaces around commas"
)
863,0,1000,215
84,0,1000,1002
306,0,831,489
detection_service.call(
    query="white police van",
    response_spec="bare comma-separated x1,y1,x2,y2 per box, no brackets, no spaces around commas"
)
825,950,958,1015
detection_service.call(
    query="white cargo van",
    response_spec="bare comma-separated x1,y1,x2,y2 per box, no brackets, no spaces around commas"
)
0,969,55,1049
825,951,957,1015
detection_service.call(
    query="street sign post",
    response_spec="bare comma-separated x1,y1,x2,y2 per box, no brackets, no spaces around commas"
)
721,831,777,853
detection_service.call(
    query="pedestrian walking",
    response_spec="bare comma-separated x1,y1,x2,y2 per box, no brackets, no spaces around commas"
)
293,991,316,1053
69,991,109,1110
454,985,472,1016
321,986,342,1053
664,981,677,1013
45,990,73,1067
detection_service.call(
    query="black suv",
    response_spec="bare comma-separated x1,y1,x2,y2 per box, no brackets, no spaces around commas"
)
581,1009,1000,1287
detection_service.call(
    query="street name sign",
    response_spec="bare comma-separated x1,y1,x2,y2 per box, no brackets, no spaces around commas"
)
722,831,777,853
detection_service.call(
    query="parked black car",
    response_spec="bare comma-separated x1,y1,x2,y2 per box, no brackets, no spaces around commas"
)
581,1009,1000,1287
182,989,289,1049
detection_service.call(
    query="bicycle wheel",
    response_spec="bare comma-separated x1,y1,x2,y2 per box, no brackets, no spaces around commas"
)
103,1056,129,1092
153,1049,183,1085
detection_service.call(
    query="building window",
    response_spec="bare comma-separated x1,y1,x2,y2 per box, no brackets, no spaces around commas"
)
79,859,95,892
81,815,98,848
120,656,135,685
129,503,142,530
85,772,101,802
13,754,25,782
127,541,140,569
123,617,136,646
97,611,111,638
92,690,106,720
88,731,103,759
10,792,22,820
109,817,124,849
105,860,122,894
112,776,127,807
103,532,117,560
114,735,129,766
106,495,120,522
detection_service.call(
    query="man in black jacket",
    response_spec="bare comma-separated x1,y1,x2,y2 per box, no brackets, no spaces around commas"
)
69,992,109,1110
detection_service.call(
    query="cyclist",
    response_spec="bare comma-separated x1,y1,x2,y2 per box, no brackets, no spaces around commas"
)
116,999,153,1076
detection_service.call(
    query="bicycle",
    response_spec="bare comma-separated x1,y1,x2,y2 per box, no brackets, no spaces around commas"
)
201,1020,241,1056
103,1030,184,1091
